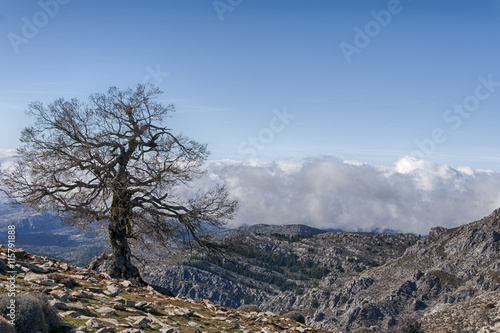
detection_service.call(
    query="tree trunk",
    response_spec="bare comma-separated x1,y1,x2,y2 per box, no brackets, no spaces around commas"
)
107,191,143,284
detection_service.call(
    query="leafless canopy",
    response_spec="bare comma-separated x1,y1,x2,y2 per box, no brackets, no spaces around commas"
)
1,84,237,278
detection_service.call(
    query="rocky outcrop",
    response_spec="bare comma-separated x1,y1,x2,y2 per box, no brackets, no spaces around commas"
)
308,208,500,331
142,227,420,331
420,289,500,332
142,208,500,332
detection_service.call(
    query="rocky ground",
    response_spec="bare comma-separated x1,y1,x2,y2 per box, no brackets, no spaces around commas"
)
0,244,338,333
420,288,500,333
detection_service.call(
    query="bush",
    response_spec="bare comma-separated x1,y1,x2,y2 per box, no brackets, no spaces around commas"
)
47,273,80,289
0,316,15,333
282,310,306,324
237,304,261,313
0,292,60,333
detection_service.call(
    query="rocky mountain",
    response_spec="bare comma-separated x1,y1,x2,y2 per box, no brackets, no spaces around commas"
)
299,208,500,331
142,225,421,330
142,209,500,332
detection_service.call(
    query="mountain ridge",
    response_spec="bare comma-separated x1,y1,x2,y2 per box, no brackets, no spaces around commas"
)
142,208,500,331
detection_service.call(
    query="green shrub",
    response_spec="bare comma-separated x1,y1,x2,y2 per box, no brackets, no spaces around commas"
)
0,292,60,333
237,304,261,313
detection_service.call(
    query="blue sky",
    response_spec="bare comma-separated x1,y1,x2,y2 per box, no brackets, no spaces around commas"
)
1,0,500,170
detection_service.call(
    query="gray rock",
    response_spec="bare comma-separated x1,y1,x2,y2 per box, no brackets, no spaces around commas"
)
96,328,115,333
140,208,500,332
174,307,194,317
71,326,90,333
95,306,117,317
49,300,69,310
86,318,101,328
104,284,122,297
61,311,82,318
159,327,181,333
98,318,120,326
24,272,48,282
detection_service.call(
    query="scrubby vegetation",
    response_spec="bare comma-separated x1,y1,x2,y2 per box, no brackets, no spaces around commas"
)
0,292,60,333
185,247,330,293
186,257,300,292
0,316,14,333
270,233,315,242
47,272,80,289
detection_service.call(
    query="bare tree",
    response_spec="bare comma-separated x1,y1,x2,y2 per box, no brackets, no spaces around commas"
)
0,84,238,282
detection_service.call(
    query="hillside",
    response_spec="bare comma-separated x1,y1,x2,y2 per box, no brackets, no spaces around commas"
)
2,202,500,331
420,288,500,332
321,208,500,331
142,227,420,329
141,209,500,332
0,244,337,333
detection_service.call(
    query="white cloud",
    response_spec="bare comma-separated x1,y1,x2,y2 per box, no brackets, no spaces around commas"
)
2,149,499,235
0,149,18,169
201,156,500,234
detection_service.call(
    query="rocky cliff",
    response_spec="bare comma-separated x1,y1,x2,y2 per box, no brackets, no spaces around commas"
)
142,210,500,332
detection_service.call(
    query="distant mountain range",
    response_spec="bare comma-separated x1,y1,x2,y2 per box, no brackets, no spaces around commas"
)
0,204,105,266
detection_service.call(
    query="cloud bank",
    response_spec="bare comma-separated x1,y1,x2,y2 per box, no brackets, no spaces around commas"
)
200,156,500,234
2,149,499,235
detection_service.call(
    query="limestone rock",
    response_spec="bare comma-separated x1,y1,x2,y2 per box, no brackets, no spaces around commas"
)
159,327,181,333
49,300,69,310
96,327,115,333
104,284,122,297
86,318,102,328
133,317,150,328
24,272,48,282
96,306,117,317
